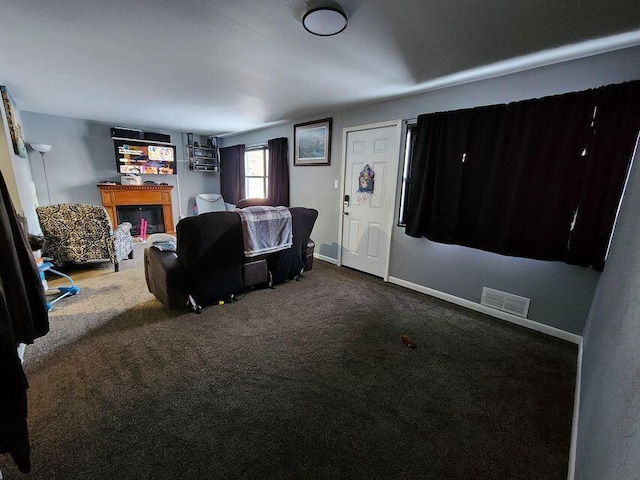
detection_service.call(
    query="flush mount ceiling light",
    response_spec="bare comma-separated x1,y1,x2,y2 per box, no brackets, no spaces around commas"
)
303,5,348,36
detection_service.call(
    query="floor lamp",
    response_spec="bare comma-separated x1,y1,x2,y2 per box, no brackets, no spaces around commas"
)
30,143,52,205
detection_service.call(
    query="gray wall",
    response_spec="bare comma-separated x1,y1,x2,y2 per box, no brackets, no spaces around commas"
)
219,123,342,261
574,139,640,479
222,45,640,335
20,113,219,227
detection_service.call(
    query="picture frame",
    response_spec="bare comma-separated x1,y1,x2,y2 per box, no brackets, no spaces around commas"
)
294,118,332,166
0,86,28,158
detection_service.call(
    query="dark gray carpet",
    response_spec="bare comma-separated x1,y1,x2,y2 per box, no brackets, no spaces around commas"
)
1,253,577,479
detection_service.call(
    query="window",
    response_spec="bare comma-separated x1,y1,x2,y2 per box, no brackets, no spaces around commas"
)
398,122,416,226
244,147,269,198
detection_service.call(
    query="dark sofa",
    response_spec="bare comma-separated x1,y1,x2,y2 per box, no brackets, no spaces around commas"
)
144,207,318,311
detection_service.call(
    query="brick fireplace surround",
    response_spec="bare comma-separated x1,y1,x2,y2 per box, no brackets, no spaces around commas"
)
97,184,175,234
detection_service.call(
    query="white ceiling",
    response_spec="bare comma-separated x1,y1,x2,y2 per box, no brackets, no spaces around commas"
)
1,0,640,135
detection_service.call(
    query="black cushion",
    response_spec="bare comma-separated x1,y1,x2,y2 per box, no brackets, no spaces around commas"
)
177,212,244,305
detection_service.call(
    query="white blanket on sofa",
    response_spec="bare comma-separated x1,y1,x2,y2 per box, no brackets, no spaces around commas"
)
235,206,293,257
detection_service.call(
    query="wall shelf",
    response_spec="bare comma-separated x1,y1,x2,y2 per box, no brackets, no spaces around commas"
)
187,133,220,172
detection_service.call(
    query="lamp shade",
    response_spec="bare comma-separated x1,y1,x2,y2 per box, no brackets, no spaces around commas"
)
31,143,52,153
303,6,348,36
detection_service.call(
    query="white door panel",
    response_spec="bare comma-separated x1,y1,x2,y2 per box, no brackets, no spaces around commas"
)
352,141,366,154
368,223,381,258
348,219,360,253
341,125,400,278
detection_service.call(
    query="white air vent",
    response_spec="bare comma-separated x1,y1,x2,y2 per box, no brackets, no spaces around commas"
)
481,287,530,318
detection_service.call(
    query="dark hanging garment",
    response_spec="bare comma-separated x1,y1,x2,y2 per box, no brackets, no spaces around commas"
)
0,170,49,473
0,323,31,473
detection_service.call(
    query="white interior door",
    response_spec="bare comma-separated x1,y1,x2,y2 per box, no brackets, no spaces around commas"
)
341,124,400,278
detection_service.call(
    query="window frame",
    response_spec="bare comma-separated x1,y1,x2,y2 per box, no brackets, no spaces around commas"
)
244,146,269,199
398,122,417,227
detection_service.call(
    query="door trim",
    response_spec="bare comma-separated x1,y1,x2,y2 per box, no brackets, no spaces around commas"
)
337,120,403,281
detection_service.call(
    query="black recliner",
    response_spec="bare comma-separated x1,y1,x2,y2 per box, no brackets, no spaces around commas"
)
144,207,318,311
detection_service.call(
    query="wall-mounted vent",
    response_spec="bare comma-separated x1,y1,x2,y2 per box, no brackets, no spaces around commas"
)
481,287,530,318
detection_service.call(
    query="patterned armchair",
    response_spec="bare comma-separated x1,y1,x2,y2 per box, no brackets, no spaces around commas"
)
36,204,134,272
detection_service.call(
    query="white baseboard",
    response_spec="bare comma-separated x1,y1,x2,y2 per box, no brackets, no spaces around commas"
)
314,253,338,265
387,276,582,345
567,339,583,480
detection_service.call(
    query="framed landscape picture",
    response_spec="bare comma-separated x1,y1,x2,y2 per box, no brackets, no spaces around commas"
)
294,118,332,166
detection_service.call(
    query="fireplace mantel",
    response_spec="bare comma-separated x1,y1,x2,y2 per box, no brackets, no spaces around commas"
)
98,184,175,234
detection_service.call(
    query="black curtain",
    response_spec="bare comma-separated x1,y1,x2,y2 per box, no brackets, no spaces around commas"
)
268,137,290,207
219,144,245,204
405,80,640,269
404,109,475,242
567,82,640,269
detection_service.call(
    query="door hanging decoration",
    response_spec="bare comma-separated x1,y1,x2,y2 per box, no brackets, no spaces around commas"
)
356,164,375,204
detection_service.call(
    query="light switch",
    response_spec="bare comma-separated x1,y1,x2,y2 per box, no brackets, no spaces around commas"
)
334,180,339,189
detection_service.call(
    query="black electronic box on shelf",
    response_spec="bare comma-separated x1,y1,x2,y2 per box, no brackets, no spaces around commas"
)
111,127,171,144
144,132,171,143
111,127,142,139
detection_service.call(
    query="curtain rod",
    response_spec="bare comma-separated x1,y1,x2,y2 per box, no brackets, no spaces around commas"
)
245,142,268,150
